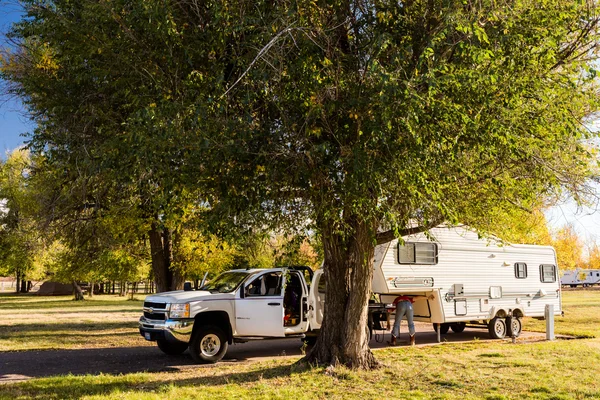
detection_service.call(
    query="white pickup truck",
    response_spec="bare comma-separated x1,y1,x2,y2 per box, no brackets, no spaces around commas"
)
139,266,328,363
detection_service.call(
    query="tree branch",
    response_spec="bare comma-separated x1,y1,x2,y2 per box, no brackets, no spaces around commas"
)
376,219,444,245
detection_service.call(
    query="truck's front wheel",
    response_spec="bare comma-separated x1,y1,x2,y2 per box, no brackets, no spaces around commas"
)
189,325,228,363
157,339,188,355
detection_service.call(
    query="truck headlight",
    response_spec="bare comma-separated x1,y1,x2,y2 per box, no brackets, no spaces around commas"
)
169,303,190,319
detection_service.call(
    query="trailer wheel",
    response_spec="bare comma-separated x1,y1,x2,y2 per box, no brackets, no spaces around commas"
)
157,339,188,355
488,317,506,339
189,325,228,364
433,323,450,334
506,317,522,337
450,322,466,333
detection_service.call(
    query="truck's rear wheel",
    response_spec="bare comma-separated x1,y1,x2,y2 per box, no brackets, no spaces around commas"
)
451,322,466,333
302,336,318,346
433,323,450,334
157,339,188,355
189,325,228,363
488,317,506,339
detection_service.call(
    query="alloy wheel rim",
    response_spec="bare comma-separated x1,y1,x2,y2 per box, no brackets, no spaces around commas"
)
200,334,221,357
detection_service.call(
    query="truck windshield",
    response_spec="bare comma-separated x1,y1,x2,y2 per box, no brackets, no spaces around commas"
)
200,271,249,293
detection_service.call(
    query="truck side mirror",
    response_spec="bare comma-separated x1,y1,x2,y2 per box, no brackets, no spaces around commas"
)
240,286,245,299
183,282,192,291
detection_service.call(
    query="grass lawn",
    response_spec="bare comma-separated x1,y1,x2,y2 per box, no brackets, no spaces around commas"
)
1,290,599,399
0,294,147,351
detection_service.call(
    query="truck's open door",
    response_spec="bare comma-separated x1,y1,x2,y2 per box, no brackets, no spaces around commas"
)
308,269,325,329
235,271,285,337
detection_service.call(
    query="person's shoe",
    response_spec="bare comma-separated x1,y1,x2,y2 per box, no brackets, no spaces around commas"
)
388,335,397,346
410,334,415,346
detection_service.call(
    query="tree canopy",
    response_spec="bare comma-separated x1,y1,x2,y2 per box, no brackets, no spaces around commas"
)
2,0,599,368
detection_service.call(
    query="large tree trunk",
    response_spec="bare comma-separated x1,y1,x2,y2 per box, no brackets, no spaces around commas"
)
303,218,378,369
149,222,184,293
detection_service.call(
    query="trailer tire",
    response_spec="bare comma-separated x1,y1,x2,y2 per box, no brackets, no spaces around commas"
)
433,323,450,334
157,339,188,355
450,322,466,333
506,317,522,337
488,317,506,339
189,325,228,364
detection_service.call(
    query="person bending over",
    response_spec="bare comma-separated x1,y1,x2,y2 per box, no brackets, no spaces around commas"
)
389,293,434,346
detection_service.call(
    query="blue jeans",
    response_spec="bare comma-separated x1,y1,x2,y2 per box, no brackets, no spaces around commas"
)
392,301,415,337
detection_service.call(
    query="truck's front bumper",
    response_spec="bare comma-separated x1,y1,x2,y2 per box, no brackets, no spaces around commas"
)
138,316,195,344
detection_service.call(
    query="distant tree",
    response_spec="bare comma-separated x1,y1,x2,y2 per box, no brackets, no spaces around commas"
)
0,149,46,292
586,243,600,271
272,235,321,270
486,207,553,246
553,225,584,271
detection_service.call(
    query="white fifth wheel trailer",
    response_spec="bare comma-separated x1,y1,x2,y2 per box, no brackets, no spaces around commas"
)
309,225,562,340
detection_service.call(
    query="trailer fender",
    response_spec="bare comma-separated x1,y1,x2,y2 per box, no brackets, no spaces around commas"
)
488,306,507,319
511,308,524,318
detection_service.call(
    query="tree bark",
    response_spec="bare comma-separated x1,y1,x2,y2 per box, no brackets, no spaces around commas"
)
303,218,379,369
20,279,28,293
15,271,21,294
149,222,184,293
73,281,85,300
89,282,94,298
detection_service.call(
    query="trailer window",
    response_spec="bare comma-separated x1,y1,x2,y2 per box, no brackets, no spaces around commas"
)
398,242,438,265
514,263,527,279
540,264,556,283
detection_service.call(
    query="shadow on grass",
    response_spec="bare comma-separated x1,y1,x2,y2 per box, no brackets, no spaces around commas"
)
0,344,307,399
0,339,306,379
0,298,143,311
0,322,136,334
0,362,299,400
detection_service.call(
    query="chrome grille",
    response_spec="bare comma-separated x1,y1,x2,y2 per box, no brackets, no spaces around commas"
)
144,301,167,309
144,311,166,320
143,301,168,320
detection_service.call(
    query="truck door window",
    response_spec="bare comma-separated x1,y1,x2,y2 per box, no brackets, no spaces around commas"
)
246,272,282,297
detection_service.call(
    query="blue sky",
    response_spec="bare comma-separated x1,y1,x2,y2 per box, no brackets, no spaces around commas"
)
1,1,32,156
0,1,598,250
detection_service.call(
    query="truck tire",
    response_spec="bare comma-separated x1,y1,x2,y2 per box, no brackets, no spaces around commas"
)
433,323,450,334
450,322,466,333
302,336,318,346
157,339,188,355
189,325,228,363
488,317,506,339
